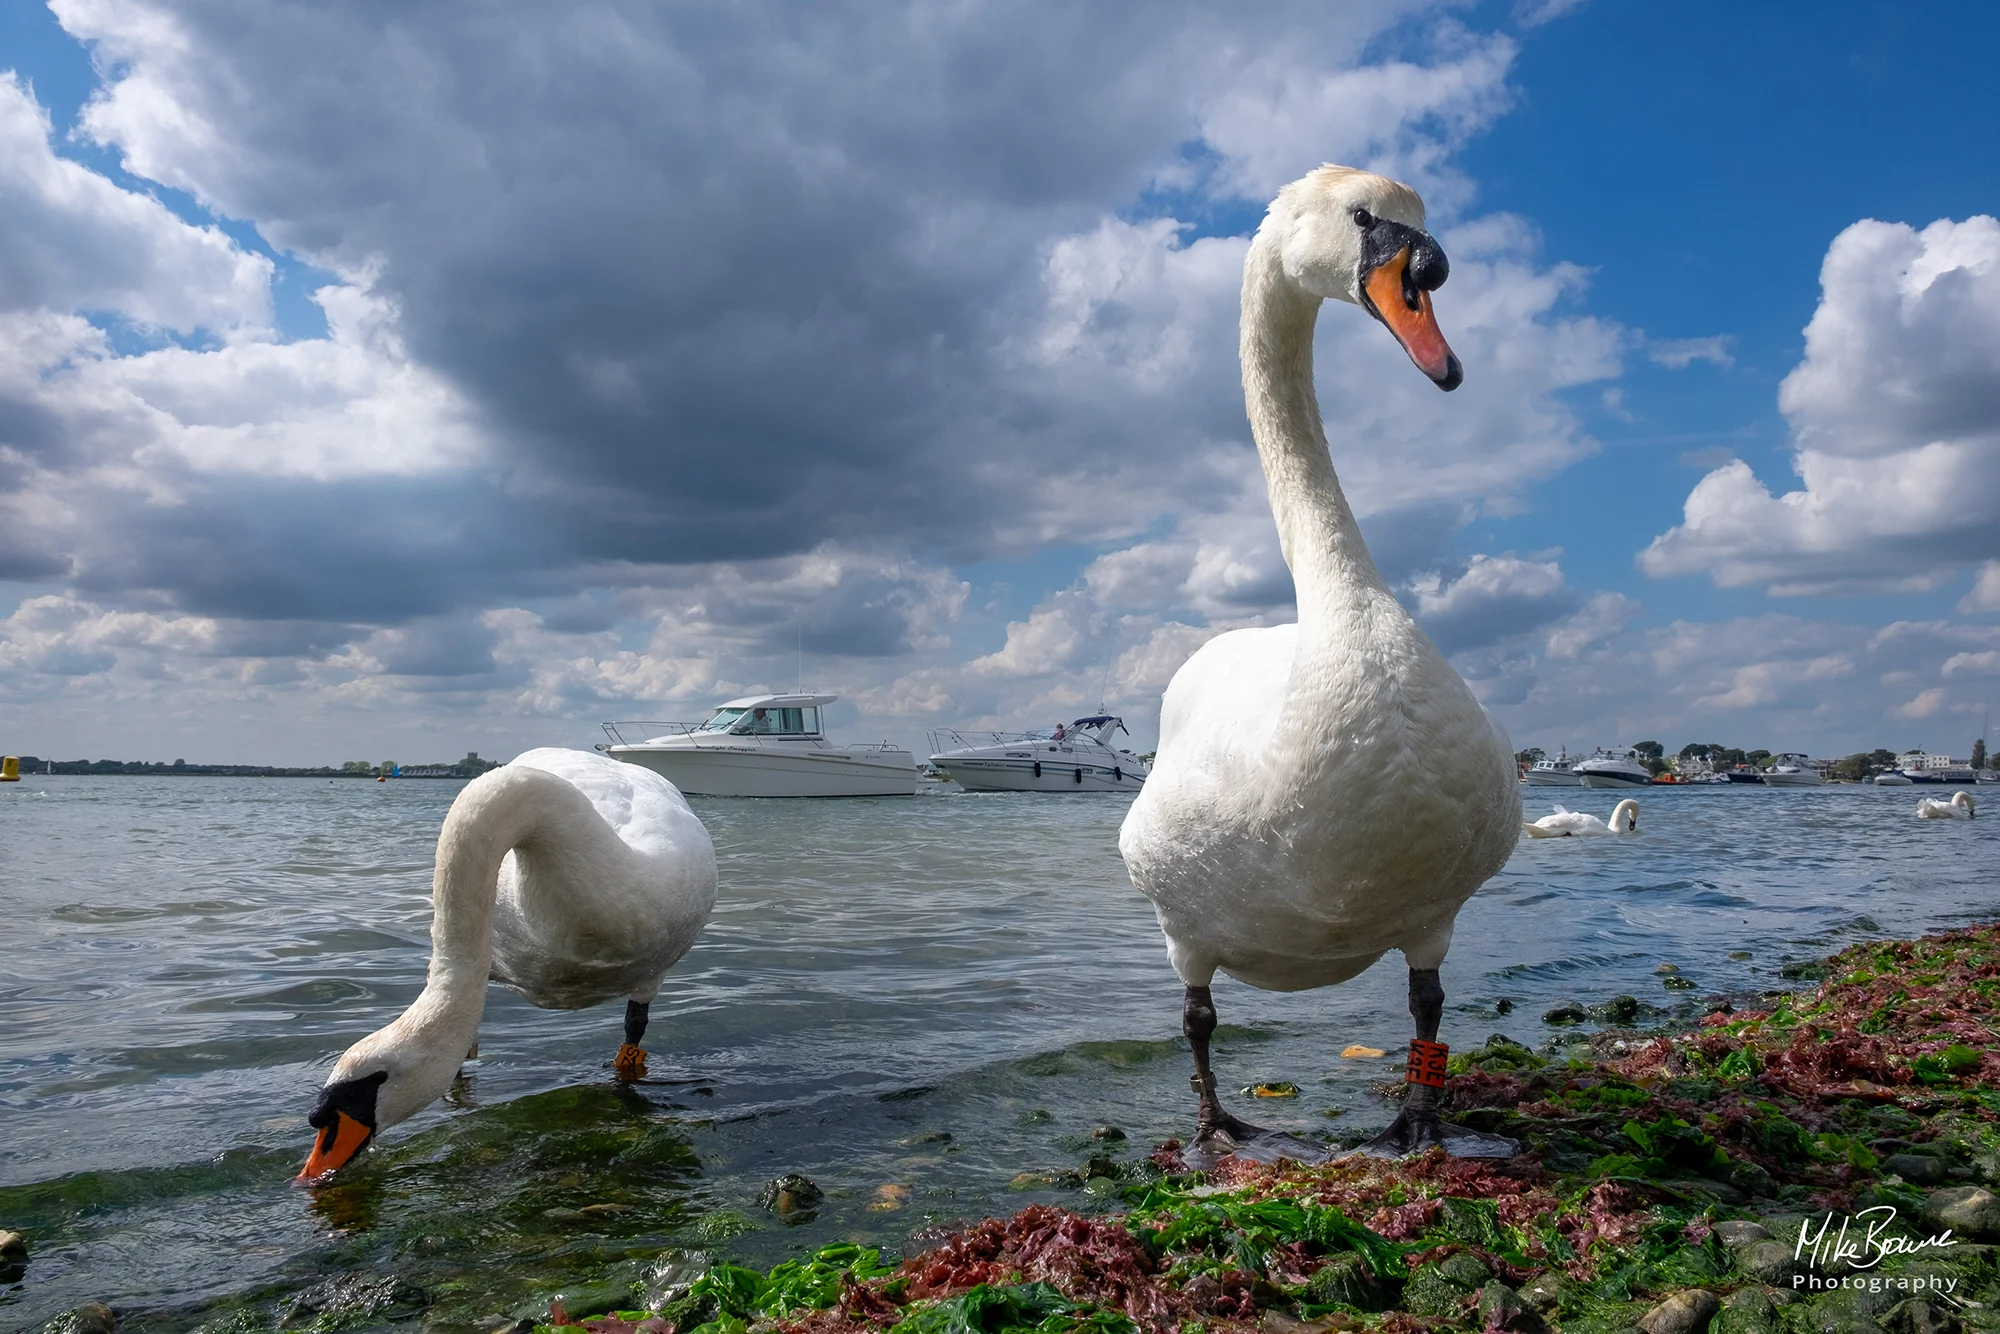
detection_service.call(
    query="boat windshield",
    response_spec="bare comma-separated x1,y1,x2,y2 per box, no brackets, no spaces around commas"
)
699,708,747,733
728,706,820,736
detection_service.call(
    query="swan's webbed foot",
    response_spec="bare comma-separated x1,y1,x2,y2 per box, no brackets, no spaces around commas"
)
613,998,651,1082
1353,972,1519,1160
1356,1103,1519,1159
613,1043,649,1082
1181,985,1327,1170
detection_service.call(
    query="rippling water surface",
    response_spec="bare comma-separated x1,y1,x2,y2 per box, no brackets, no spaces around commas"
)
2,775,1995,1329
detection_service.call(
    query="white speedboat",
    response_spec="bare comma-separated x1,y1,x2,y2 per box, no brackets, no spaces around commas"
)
1521,747,1582,787
1574,746,1653,789
1761,753,1824,787
600,694,917,797
928,715,1149,792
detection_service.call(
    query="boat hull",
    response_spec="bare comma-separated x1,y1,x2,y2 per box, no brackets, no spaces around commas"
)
931,754,1145,792
608,745,917,797
1761,770,1823,787
1521,771,1582,787
1577,771,1652,789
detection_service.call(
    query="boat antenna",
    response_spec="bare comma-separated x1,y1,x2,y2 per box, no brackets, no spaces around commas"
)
1095,631,1117,714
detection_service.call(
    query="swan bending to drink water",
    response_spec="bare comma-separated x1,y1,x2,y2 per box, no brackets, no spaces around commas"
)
1523,800,1640,838
1120,165,1521,1164
1917,791,1976,820
300,748,717,1179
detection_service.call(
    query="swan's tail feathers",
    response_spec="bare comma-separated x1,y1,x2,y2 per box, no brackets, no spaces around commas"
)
1523,821,1557,839
1551,804,1571,816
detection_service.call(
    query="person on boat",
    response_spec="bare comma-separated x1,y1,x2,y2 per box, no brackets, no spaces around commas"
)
1051,722,1066,742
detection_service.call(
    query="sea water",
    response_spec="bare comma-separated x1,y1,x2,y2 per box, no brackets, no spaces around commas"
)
1,776,1993,1330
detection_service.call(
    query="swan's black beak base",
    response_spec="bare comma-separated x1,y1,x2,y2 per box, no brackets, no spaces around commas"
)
299,1070,385,1180
1356,217,1462,391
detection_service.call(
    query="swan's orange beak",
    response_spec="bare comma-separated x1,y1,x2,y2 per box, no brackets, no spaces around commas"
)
299,1110,373,1181
1364,247,1462,391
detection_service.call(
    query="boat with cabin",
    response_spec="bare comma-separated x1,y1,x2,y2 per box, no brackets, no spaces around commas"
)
1521,747,1582,787
1573,746,1654,789
928,715,1149,792
1761,753,1824,787
600,694,918,797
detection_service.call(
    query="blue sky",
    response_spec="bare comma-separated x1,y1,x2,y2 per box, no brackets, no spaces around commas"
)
1,0,1996,765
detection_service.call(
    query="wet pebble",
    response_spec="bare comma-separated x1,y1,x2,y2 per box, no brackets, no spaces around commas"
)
1728,950,1753,960
1663,975,1697,991
1091,1124,1126,1141
868,1183,913,1211
1542,1003,1588,1025
1655,963,1680,973
896,1130,952,1146
1494,998,1514,1014
756,1173,823,1217
40,1303,115,1334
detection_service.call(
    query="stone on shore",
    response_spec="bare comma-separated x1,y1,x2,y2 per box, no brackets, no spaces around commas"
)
1923,1186,2000,1241
1638,1288,1720,1334
1733,1240,1798,1285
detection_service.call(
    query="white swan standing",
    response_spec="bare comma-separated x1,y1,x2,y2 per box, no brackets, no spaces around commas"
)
1523,799,1639,839
1917,790,1976,820
1119,166,1521,1162
300,747,717,1178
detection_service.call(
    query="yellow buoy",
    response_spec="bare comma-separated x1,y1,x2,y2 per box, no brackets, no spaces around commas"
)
1,756,19,782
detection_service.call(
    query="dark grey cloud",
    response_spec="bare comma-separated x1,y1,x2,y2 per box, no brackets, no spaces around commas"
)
41,0,1439,613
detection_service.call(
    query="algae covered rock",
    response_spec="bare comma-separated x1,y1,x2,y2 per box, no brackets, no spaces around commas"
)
1923,1186,2000,1241
1714,1286,1779,1334
1518,1271,1574,1310
280,1275,427,1328
1401,1253,1491,1318
756,1172,824,1218
39,1303,115,1334
1734,1239,1799,1285
1478,1281,1541,1331
1711,1221,1772,1248
1300,1252,1394,1312
1637,1288,1719,1334
1884,1154,1951,1187
1882,1296,1962,1334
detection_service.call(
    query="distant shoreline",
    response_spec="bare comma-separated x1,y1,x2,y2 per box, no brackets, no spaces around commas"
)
2,755,502,779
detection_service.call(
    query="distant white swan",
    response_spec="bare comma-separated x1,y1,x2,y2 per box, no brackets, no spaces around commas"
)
1916,790,1976,820
1523,799,1639,838
1119,165,1520,1163
300,748,717,1179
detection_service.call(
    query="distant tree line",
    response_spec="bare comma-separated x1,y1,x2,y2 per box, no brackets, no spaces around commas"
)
11,752,504,778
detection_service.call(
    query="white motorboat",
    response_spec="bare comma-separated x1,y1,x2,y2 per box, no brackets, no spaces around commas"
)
1574,746,1654,789
1521,746,1582,787
1761,753,1824,787
600,694,917,797
928,715,1149,792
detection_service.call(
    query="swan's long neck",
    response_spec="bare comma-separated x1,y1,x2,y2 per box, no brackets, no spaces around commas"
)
1240,228,1390,623
377,767,612,1104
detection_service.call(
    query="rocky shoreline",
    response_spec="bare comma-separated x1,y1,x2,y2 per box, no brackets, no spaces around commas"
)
27,924,2000,1334
533,923,2000,1334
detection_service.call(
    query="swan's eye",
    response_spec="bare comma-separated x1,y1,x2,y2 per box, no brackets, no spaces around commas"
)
1352,208,1373,229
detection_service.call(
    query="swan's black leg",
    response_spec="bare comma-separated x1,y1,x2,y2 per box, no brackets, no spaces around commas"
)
1359,968,1517,1159
614,999,650,1082
1185,985,1268,1147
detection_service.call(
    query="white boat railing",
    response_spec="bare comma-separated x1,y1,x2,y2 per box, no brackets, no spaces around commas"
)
600,721,910,756
600,721,699,747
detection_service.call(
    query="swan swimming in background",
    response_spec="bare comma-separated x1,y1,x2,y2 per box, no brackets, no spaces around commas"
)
1120,165,1521,1163
300,748,717,1179
1917,790,1976,820
1523,799,1639,838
